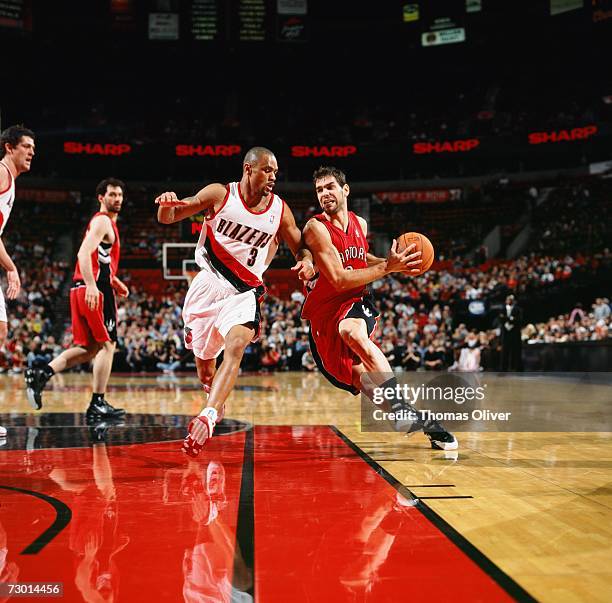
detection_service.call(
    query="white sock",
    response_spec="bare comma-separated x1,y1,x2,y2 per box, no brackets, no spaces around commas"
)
199,406,218,425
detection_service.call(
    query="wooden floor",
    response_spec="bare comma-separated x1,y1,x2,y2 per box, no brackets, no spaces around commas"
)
2,370,612,602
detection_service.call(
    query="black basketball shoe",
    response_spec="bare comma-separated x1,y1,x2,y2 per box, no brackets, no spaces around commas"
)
423,419,458,451
24,368,51,410
86,399,126,422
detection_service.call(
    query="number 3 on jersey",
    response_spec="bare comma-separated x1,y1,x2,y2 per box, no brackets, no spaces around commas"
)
247,247,258,267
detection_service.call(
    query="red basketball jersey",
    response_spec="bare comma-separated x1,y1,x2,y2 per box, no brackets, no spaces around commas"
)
73,212,121,282
302,211,369,321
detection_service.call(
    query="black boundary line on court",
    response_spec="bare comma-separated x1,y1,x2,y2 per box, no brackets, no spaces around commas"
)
418,495,474,500
405,484,456,487
0,485,72,554
329,426,537,603
232,427,255,598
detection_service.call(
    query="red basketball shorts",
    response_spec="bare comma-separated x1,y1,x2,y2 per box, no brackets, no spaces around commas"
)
307,296,379,395
70,282,117,347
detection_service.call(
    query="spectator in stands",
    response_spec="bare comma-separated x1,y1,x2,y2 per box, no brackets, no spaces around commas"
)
156,342,182,374
497,295,523,371
593,298,611,321
301,349,316,371
261,344,281,372
569,302,586,325
423,343,444,370
450,331,482,372
401,343,421,371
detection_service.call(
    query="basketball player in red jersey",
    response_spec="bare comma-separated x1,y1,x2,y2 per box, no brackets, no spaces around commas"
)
156,147,315,457
0,125,36,440
25,178,129,422
302,166,457,450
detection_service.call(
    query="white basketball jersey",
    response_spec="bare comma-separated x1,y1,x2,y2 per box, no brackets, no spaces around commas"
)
0,163,15,237
194,182,283,292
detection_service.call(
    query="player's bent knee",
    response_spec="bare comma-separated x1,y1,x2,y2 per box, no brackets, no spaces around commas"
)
338,323,355,344
90,341,103,353
339,323,367,350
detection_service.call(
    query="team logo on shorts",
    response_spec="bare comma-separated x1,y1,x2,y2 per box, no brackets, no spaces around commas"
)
184,326,193,344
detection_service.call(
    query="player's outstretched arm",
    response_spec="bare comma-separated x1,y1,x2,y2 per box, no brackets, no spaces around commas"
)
277,202,315,280
156,183,226,224
303,220,422,292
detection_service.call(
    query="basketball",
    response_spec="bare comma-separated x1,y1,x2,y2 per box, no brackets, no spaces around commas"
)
396,232,435,275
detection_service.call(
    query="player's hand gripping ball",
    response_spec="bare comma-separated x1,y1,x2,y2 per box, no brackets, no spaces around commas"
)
397,232,434,275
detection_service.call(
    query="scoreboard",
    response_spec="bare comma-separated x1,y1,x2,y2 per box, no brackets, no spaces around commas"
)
191,0,222,41
189,0,271,42
237,0,268,41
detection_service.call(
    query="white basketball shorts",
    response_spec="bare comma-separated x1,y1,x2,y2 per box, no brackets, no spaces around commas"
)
182,269,262,360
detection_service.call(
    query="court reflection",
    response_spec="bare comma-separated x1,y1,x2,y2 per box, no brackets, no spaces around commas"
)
339,490,418,594
0,413,249,450
49,424,130,603
0,518,20,603
163,458,252,602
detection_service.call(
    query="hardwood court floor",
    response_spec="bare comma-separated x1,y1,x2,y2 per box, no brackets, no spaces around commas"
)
1,371,611,602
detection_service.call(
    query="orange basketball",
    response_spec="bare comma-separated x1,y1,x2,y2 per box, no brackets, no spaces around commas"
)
396,232,435,275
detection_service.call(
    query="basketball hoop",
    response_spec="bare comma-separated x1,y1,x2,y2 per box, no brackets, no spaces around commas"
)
162,242,197,281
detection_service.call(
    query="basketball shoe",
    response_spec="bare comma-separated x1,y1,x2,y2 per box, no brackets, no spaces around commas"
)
86,398,125,422
182,405,223,457
183,415,215,457
422,419,458,451
24,368,51,410
395,408,458,450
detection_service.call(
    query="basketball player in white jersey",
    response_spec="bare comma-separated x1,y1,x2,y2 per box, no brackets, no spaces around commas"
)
156,147,314,457
0,125,35,441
